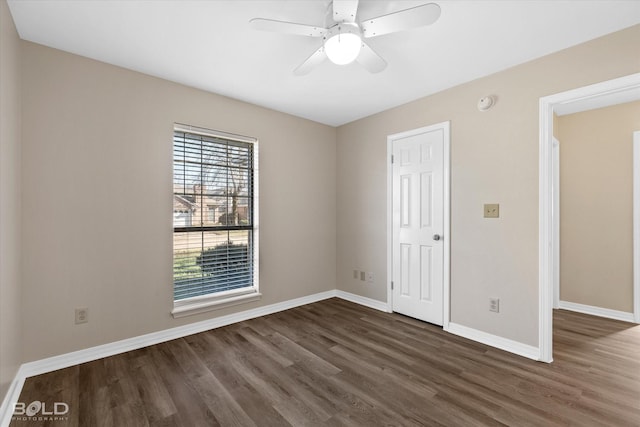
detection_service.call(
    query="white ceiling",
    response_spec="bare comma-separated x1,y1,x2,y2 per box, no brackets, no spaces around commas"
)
8,0,640,126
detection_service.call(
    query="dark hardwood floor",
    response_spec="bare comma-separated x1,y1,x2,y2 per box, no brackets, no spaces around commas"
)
10,298,640,426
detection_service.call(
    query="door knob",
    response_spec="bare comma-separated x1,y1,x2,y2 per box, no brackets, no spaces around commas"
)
433,234,441,241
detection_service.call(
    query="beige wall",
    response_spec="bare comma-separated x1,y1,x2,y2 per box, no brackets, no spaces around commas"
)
8,14,640,369
20,42,336,362
336,25,640,347
0,0,22,398
557,101,640,312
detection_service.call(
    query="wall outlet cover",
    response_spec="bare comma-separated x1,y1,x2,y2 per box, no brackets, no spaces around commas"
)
484,204,500,218
75,307,89,324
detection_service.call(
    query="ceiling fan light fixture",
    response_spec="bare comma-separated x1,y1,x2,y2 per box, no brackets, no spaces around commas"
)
324,25,362,65
251,2,441,74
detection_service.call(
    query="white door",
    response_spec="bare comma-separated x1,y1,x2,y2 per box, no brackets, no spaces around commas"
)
391,122,448,325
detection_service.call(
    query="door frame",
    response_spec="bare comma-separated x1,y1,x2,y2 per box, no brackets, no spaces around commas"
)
386,121,451,330
538,72,640,363
634,131,640,324
552,138,560,310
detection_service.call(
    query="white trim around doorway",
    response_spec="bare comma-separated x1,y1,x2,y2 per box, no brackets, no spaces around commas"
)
634,131,640,323
539,73,640,363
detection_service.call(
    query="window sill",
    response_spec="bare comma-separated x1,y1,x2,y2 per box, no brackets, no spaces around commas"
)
171,289,262,318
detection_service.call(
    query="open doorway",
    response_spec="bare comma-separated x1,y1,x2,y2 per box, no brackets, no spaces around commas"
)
538,73,640,362
554,103,639,319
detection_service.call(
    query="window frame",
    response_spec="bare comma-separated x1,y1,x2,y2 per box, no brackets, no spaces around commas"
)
171,123,260,318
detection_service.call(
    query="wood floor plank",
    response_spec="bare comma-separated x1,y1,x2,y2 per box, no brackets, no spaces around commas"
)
9,299,640,426
236,327,294,368
185,331,292,426
165,338,256,426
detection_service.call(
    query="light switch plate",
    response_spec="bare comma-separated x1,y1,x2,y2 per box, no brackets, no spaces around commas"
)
484,203,499,218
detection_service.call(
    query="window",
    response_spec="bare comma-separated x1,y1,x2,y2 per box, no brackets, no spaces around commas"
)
172,124,259,317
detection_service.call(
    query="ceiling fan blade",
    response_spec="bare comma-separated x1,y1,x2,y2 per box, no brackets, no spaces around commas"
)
250,18,327,37
356,42,387,73
361,3,441,38
332,0,359,23
294,46,327,76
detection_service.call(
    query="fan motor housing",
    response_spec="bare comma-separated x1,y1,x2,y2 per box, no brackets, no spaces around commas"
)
323,22,361,41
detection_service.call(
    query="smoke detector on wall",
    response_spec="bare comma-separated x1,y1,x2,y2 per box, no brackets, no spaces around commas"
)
477,96,495,111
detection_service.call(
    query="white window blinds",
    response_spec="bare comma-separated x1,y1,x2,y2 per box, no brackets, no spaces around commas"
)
172,125,255,301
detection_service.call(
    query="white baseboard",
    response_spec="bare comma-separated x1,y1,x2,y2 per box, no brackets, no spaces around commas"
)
0,289,337,427
1,289,548,427
558,300,636,323
0,366,27,427
447,322,541,361
335,290,391,312
22,290,337,378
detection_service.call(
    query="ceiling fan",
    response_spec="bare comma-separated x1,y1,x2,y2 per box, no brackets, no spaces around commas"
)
250,0,441,75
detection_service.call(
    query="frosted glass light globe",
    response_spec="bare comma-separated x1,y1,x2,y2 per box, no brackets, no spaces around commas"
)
324,32,362,65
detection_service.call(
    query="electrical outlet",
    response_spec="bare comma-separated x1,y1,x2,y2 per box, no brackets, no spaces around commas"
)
75,307,89,324
484,204,499,218
366,272,374,283
353,269,359,279
489,298,500,313
360,271,366,281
